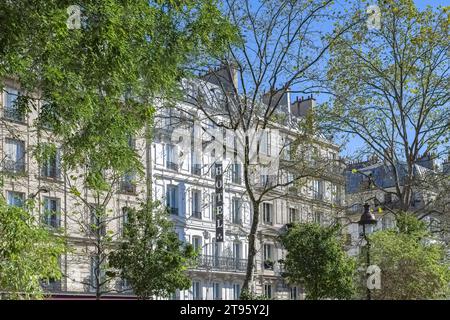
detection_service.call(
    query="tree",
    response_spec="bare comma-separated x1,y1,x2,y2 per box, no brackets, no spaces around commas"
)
366,213,450,299
280,222,356,300
109,201,195,299
180,0,358,297
0,0,236,299
0,197,66,299
322,0,450,217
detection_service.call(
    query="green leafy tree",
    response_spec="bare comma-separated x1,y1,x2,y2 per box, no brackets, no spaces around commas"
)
280,223,356,300
109,201,196,299
365,213,450,300
0,198,66,299
322,0,450,216
0,0,236,299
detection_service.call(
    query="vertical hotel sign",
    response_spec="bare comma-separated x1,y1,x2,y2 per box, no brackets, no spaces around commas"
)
215,163,224,242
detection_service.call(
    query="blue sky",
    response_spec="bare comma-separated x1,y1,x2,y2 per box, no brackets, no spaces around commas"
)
331,0,449,158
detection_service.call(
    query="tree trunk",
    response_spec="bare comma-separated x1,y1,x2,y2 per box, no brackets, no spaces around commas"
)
242,202,260,297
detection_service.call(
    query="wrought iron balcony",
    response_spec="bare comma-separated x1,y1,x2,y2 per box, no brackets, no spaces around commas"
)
191,164,202,176
4,159,25,173
43,215,61,229
120,181,136,194
191,210,202,219
166,161,179,171
41,279,62,292
41,165,61,179
193,255,247,273
4,107,25,122
232,175,242,185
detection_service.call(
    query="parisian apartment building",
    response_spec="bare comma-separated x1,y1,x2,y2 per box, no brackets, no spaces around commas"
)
344,154,450,256
1,73,345,300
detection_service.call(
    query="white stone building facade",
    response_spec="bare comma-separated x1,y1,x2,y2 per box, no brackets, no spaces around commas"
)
1,76,344,299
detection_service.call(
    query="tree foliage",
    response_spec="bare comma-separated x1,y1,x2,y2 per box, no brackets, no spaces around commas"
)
366,213,450,299
280,223,356,300
0,198,66,299
0,0,236,175
322,0,450,213
109,201,195,299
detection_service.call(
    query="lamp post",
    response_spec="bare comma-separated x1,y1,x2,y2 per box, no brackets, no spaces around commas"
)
29,187,50,199
358,203,377,300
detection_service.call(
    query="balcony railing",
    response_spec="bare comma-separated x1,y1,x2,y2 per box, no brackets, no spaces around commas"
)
168,207,179,215
41,280,62,292
41,164,61,179
191,164,202,176
191,210,202,219
43,215,61,229
166,161,179,171
4,159,25,173
231,217,242,226
4,107,25,122
120,181,136,194
313,192,324,201
193,255,247,272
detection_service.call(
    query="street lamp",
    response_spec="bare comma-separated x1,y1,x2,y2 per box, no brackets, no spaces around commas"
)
358,203,377,300
29,187,50,199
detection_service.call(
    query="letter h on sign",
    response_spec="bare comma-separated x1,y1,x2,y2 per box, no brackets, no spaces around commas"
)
215,163,224,242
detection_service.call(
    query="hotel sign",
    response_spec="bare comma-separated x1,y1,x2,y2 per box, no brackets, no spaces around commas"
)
215,163,224,242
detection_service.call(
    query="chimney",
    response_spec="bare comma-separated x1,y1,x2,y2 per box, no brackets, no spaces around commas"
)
201,62,238,93
417,152,435,170
262,86,291,117
290,95,315,118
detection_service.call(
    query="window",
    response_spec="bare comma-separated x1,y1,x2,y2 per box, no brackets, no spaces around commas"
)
192,236,202,252
191,152,201,175
210,192,216,220
42,197,60,228
233,284,240,299
231,163,241,184
4,138,25,173
233,242,241,260
41,256,62,292
41,147,61,179
232,197,241,225
263,244,274,267
4,87,25,122
314,212,322,224
264,284,272,299
259,130,271,155
191,189,202,219
121,207,131,236
166,144,178,171
7,191,25,208
288,208,297,223
260,174,275,187
290,287,298,300
331,184,340,205
284,138,292,160
120,171,136,194
213,282,221,300
90,255,106,292
192,281,201,300
262,203,273,225
90,205,106,237
166,185,178,215
312,180,323,200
